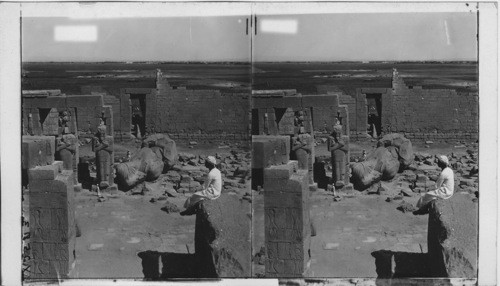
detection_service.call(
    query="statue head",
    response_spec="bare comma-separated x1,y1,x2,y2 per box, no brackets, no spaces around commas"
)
97,124,107,139
333,123,343,138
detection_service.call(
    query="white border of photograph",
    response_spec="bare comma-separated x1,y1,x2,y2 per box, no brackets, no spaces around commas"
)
1,1,497,285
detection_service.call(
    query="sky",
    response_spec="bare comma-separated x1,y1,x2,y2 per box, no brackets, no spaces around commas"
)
22,12,477,62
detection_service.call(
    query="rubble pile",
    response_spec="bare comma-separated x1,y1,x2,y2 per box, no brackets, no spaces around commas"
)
358,148,478,204
129,149,251,203
404,150,479,197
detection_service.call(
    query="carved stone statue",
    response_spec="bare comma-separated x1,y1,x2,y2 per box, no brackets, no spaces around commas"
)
291,127,314,185
58,110,71,135
93,123,113,189
55,111,78,184
294,110,305,134
56,134,76,174
328,119,349,188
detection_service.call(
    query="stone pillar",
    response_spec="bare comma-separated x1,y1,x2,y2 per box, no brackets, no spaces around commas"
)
264,161,311,277
28,162,76,278
251,135,290,190
22,136,56,186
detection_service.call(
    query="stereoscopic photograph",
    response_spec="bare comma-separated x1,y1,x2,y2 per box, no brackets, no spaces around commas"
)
8,2,494,285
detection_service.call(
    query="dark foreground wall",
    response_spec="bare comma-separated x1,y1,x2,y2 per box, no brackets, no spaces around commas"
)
427,194,478,278
195,195,251,277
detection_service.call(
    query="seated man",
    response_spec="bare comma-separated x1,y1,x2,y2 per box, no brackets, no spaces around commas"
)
180,156,222,216
414,155,454,213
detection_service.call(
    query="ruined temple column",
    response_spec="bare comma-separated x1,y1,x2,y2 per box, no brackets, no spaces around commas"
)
264,160,311,277
24,136,76,279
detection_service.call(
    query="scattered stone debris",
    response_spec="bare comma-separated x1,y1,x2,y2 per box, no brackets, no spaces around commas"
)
400,188,413,197
161,201,180,213
397,201,418,213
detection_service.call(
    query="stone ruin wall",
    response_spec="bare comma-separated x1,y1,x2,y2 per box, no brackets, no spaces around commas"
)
152,89,250,143
99,87,251,143
317,81,478,141
22,95,114,138
387,88,478,141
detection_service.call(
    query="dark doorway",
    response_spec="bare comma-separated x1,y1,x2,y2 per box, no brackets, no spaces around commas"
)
130,94,146,138
251,109,259,135
366,94,382,137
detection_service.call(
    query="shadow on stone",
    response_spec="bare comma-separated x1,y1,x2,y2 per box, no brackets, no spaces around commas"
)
371,250,431,279
137,250,201,279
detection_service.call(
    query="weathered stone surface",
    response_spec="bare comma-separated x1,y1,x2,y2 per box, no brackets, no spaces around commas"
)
143,133,178,169
377,133,414,169
252,135,291,189
427,194,478,278
28,161,63,181
252,135,290,169
195,194,251,277
161,201,180,213
264,161,311,277
29,166,75,279
22,136,55,170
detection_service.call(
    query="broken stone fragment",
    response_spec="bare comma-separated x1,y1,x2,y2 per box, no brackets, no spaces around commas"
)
397,201,418,213
161,201,180,213
400,188,413,197
165,188,177,197
424,158,434,166
416,174,429,182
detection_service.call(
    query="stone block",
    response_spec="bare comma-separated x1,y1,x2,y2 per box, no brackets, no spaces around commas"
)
30,171,73,193
264,161,310,277
195,194,251,277
264,161,299,181
427,194,478,278
28,163,75,278
252,135,290,169
22,135,55,169
28,161,63,181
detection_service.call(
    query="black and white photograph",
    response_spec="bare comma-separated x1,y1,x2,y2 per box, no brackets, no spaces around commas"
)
0,2,497,286
250,6,481,281
19,3,253,280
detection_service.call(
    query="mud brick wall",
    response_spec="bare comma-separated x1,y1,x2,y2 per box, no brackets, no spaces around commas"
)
28,161,76,279
427,194,478,278
152,89,250,143
264,161,311,277
252,135,290,190
387,87,479,140
195,195,251,277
